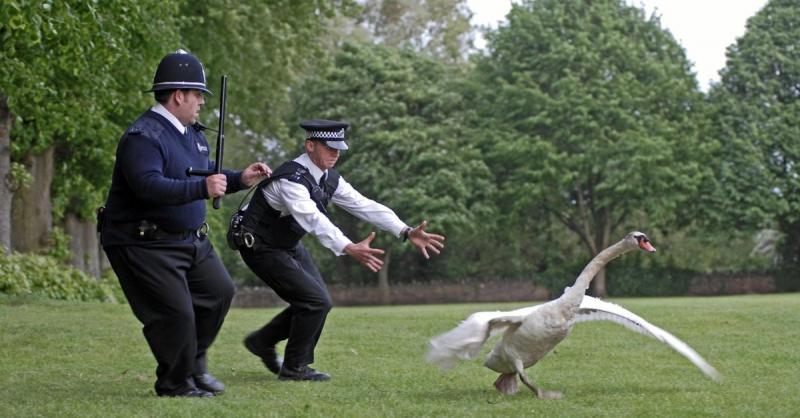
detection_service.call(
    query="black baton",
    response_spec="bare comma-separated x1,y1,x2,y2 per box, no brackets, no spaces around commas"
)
187,75,228,209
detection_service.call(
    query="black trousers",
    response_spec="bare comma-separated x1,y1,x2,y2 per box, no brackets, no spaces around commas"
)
104,238,235,394
240,243,332,367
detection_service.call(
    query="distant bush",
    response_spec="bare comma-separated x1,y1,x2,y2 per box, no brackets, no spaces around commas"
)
0,250,121,303
606,262,694,296
533,253,695,297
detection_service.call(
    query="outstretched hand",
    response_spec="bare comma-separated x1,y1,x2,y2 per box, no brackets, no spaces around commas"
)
344,232,386,272
408,220,445,259
241,162,272,187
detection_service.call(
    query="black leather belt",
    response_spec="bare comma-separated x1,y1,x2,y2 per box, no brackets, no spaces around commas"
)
108,220,208,241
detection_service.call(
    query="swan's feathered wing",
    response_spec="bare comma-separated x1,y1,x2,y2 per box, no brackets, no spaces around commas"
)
426,305,540,369
572,296,722,382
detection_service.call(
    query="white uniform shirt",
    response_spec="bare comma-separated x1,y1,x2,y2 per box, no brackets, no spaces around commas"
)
262,153,409,256
151,103,187,134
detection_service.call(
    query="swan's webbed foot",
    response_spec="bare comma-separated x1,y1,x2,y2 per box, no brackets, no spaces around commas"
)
535,389,563,400
518,370,563,400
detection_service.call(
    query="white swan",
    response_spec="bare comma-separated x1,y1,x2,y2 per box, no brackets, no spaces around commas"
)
426,231,721,398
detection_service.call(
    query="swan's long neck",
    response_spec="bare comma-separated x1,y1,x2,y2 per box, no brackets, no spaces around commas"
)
562,239,634,304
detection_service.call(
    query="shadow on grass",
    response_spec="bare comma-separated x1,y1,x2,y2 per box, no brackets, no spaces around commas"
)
412,380,699,403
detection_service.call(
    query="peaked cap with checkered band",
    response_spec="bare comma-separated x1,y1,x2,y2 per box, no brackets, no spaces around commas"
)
300,119,349,150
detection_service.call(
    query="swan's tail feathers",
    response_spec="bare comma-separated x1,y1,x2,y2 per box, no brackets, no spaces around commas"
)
426,311,514,370
573,296,723,382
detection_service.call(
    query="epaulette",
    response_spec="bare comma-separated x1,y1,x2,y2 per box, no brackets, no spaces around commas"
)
127,114,166,138
289,167,310,183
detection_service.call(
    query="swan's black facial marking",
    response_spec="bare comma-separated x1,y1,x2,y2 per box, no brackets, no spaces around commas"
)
634,233,657,252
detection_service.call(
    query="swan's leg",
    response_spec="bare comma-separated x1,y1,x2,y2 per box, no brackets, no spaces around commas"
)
493,373,518,394
514,360,563,400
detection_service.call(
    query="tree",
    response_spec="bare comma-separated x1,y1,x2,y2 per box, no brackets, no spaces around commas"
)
336,0,474,64
290,42,494,301
179,0,352,165
175,1,357,284
707,0,800,290
474,0,710,296
1,1,182,258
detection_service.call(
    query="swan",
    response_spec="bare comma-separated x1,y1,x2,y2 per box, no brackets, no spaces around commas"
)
426,231,721,398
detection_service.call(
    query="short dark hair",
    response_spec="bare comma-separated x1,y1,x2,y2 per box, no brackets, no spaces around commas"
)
154,89,175,104
155,89,202,104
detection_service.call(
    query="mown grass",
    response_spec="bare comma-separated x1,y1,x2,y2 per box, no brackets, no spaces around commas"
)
1,293,798,417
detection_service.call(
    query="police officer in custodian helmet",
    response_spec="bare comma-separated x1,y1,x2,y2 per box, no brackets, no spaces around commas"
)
100,50,271,397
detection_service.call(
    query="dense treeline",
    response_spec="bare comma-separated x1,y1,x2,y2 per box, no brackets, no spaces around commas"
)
1,0,796,299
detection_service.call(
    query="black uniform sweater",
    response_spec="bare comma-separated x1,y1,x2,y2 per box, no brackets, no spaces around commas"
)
101,110,243,246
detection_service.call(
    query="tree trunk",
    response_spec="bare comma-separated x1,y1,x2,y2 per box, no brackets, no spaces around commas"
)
593,268,607,297
66,213,85,271
85,220,101,278
65,213,101,277
0,96,11,253
589,220,612,297
377,249,392,304
11,146,54,252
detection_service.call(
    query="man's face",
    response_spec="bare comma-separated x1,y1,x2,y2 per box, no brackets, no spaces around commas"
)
174,89,205,125
306,140,340,170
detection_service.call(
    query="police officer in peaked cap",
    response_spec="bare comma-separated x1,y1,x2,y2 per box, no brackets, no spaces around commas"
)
100,49,272,397
238,118,446,381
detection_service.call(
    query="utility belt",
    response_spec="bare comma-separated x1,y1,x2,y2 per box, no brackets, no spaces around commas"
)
107,219,209,241
227,209,255,250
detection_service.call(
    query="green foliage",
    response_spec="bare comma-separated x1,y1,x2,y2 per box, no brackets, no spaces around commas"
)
6,161,32,191
535,227,776,296
605,257,695,296
0,251,120,303
707,0,800,288
179,0,350,168
290,42,496,283
2,295,800,416
358,0,474,63
1,0,185,220
474,0,710,264
45,227,71,263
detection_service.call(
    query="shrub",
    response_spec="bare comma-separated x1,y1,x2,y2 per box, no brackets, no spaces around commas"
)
0,250,120,303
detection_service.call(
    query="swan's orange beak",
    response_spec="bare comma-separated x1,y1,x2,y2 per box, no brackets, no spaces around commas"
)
638,238,656,252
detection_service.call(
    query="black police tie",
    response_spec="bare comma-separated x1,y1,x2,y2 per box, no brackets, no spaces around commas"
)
319,172,327,187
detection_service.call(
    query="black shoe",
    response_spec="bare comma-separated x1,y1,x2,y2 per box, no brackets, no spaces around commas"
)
157,387,215,398
193,373,225,394
244,333,283,375
278,365,330,382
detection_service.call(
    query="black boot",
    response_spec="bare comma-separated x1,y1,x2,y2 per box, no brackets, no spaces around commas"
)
244,332,283,375
278,365,330,382
193,373,225,394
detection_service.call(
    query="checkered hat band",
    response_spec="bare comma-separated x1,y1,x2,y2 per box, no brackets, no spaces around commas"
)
306,128,345,140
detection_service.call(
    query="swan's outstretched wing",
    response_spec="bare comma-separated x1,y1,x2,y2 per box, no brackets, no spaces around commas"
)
572,296,722,382
426,305,540,369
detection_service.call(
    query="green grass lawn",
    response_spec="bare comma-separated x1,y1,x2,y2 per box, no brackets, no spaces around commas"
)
1,293,798,417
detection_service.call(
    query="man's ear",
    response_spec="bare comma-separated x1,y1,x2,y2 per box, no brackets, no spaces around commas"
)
305,140,315,153
172,90,184,105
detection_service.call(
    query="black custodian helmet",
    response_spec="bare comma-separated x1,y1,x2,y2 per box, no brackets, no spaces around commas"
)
145,49,212,94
